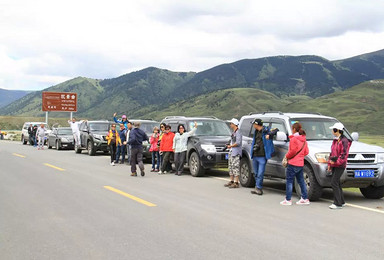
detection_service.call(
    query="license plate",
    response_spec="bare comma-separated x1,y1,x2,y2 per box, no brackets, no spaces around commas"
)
354,170,375,178
225,153,229,160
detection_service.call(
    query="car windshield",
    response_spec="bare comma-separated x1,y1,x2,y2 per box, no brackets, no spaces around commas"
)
290,118,352,140
57,129,73,135
189,120,231,136
89,123,109,132
140,122,159,135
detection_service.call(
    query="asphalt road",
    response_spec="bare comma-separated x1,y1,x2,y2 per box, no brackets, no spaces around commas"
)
1,141,384,260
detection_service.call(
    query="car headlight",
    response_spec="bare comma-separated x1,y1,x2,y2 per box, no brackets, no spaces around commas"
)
94,134,103,140
377,153,384,163
201,144,216,153
61,138,69,142
315,152,330,163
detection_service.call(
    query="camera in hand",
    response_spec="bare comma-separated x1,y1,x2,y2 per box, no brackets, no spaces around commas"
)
330,156,338,162
253,143,260,152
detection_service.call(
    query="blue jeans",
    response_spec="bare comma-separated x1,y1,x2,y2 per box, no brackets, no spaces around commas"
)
152,151,160,170
285,164,308,200
116,144,126,163
253,156,267,189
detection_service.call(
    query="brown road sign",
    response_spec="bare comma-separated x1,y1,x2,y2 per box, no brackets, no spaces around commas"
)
42,92,77,112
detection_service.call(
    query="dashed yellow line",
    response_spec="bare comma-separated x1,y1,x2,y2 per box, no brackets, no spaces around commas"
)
43,163,65,171
13,153,26,158
104,186,157,207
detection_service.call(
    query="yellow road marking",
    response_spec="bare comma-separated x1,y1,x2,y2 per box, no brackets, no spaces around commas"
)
211,177,384,214
43,163,65,171
13,153,26,158
104,186,157,207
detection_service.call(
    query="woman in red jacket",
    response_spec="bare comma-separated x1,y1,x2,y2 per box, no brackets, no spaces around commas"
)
328,122,352,209
280,123,310,206
159,125,175,174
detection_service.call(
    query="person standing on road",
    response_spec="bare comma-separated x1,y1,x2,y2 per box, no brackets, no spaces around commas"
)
28,124,34,145
224,118,242,188
328,122,352,210
149,127,160,172
128,121,149,177
106,124,121,166
36,124,46,150
159,125,175,174
115,123,128,164
280,123,310,206
32,125,38,147
68,117,84,148
114,113,132,165
173,122,198,176
250,119,279,195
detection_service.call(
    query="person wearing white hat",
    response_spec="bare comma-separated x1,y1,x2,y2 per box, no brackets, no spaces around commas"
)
328,122,352,209
224,118,242,188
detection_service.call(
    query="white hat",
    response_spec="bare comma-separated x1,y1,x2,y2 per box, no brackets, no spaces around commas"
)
229,118,239,126
329,122,344,130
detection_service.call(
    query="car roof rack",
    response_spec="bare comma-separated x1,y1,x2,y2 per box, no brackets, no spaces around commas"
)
163,116,219,120
286,112,323,116
248,111,284,115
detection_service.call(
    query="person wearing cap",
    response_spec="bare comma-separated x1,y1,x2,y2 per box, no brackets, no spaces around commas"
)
224,118,242,188
113,112,129,129
328,122,352,209
113,113,131,164
128,121,149,176
250,118,279,195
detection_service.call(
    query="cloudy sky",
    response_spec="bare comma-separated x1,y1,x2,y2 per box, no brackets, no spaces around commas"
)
1,0,384,91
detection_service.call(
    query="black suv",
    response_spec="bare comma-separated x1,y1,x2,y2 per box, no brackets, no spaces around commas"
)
161,116,231,176
75,120,110,156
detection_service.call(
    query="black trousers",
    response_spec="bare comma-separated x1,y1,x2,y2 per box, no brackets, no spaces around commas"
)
331,167,345,206
174,151,186,174
110,144,117,163
131,147,144,173
161,151,173,172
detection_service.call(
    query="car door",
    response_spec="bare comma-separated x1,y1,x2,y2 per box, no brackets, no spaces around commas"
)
265,119,289,178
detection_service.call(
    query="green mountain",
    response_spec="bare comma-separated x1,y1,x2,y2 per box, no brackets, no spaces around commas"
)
0,49,383,121
0,88,31,108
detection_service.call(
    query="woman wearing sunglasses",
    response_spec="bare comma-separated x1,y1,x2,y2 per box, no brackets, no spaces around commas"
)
328,122,352,209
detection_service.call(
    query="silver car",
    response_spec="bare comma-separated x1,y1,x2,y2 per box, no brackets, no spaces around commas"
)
238,112,384,200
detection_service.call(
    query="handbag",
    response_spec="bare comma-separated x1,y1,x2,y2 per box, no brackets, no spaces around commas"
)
282,141,306,168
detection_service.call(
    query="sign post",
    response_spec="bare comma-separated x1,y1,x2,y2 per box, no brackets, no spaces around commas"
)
42,92,78,123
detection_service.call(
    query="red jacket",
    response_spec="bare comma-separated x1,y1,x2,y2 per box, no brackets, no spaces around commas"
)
286,134,309,167
160,131,175,152
149,133,159,152
328,136,352,168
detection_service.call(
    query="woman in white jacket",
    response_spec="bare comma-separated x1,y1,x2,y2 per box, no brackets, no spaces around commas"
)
173,122,197,176
36,124,46,150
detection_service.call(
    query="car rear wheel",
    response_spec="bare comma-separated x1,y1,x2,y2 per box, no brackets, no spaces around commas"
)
239,157,255,187
360,185,384,199
48,139,52,149
56,140,61,150
87,141,96,156
302,164,323,201
189,152,205,177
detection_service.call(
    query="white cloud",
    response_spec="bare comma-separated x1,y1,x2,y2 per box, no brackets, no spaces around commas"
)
0,0,383,90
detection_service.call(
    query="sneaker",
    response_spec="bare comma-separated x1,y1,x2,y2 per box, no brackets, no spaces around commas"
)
296,198,310,205
224,181,234,187
141,171,145,177
155,169,159,172
228,182,239,188
158,171,162,174
280,199,292,206
110,162,115,166
150,169,155,172
342,203,346,207
131,172,137,177
329,204,342,209
163,171,167,174
251,188,263,195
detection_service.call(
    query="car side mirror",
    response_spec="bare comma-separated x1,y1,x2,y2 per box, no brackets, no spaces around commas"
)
351,132,359,141
276,132,287,141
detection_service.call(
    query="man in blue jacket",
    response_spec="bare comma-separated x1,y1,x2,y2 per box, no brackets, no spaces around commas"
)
115,123,128,164
250,119,279,195
128,121,149,177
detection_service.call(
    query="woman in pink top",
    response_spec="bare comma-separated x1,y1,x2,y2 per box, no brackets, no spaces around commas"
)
280,122,310,206
149,127,160,172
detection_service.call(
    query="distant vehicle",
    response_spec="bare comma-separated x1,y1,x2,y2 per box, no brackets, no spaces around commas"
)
21,122,51,145
47,127,74,150
76,120,110,156
161,116,231,177
128,119,160,160
238,112,384,200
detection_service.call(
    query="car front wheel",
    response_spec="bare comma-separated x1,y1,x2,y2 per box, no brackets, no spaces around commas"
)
301,164,323,201
360,185,384,199
87,141,96,156
56,140,61,150
189,152,205,177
